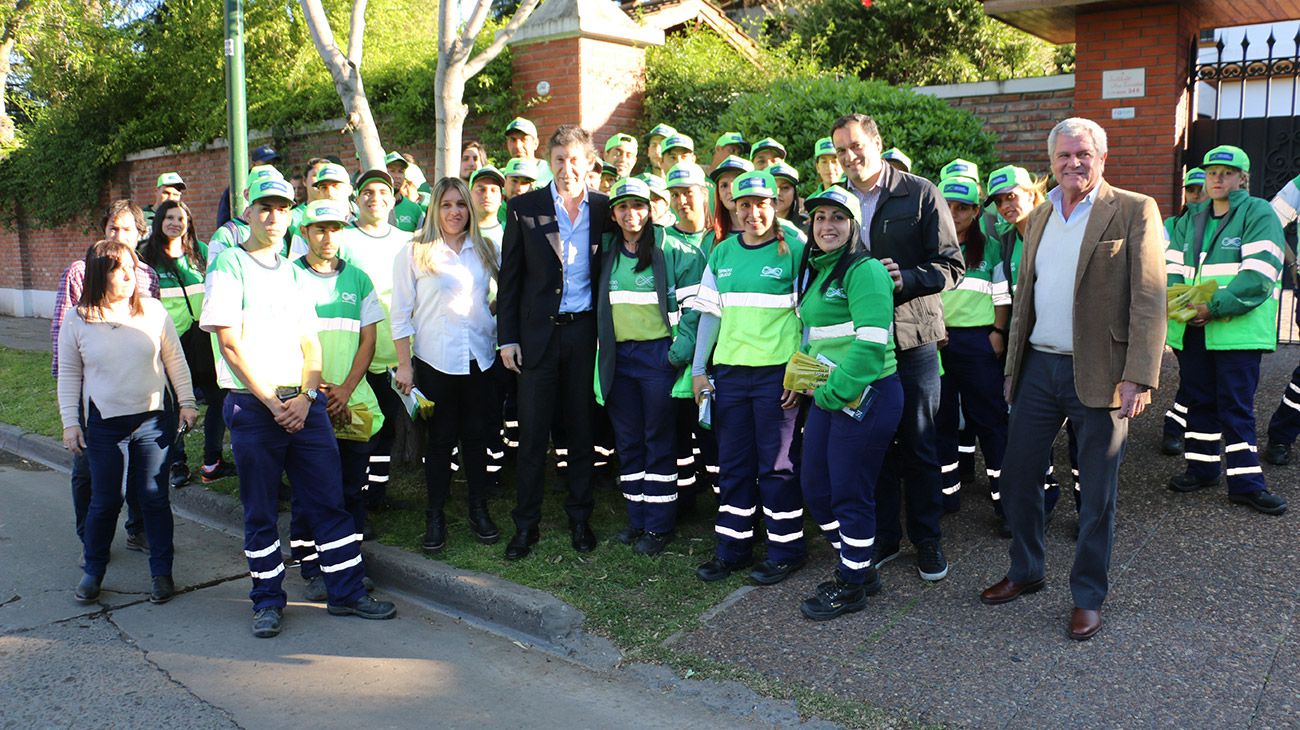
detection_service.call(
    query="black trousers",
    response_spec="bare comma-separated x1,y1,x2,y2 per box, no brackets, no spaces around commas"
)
512,317,596,529
414,358,497,515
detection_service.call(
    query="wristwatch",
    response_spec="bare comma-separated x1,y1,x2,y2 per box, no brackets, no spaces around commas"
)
303,388,318,403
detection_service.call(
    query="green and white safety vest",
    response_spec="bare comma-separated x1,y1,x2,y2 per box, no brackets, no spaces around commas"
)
942,235,1008,329
798,246,896,412
693,234,804,367
337,224,412,373
1166,189,1285,351
156,242,208,334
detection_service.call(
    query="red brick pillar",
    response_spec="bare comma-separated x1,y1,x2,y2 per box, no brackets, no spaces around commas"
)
509,0,663,143
1073,3,1202,216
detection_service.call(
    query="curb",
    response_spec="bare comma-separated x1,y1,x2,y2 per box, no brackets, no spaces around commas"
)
0,420,621,670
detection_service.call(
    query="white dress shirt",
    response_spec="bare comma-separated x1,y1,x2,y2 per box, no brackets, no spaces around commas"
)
390,238,498,375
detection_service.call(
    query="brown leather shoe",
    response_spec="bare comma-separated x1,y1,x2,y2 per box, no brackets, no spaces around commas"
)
979,576,1046,605
1069,608,1101,640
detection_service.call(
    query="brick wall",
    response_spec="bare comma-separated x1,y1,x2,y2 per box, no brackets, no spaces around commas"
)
579,37,647,144
512,38,585,144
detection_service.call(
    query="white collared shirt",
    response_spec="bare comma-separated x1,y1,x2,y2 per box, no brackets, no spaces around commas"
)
390,238,498,375
1029,183,1102,354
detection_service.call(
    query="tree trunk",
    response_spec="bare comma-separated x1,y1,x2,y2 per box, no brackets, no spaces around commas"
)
300,0,385,171
434,60,468,181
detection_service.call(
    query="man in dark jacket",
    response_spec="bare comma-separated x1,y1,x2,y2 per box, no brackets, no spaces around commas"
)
830,113,965,582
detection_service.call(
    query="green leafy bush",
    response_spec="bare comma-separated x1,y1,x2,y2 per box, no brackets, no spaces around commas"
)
715,75,998,189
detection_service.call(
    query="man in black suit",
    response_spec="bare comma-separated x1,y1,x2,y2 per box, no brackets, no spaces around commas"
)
498,125,609,560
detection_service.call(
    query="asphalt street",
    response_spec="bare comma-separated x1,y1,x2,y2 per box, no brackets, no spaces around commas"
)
0,452,805,729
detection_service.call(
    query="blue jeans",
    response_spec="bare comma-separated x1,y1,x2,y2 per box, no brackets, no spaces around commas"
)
875,342,944,548
83,402,175,578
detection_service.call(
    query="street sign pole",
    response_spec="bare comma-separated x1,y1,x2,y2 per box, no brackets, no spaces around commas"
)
223,0,249,218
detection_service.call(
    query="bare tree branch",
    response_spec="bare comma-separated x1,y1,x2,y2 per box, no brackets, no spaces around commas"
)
346,0,366,69
300,0,344,68
462,0,541,79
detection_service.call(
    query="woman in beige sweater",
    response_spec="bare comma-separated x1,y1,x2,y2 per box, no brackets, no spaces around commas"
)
58,240,198,605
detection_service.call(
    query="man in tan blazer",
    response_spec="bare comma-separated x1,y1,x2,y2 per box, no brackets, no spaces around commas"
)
978,118,1166,641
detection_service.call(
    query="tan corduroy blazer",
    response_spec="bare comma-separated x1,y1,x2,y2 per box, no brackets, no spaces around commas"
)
1004,180,1167,409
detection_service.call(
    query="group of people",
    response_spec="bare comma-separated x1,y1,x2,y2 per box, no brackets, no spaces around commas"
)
50,108,1297,642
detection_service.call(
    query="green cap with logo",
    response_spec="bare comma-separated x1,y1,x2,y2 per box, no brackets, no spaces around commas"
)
714,132,747,150
750,137,786,160
659,133,694,156
709,155,754,183
604,133,638,153
355,168,394,192
731,170,778,200
768,161,799,184
881,148,912,171
666,163,708,189
805,185,862,226
814,137,836,159
249,177,295,205
1203,145,1250,172
504,117,538,138
384,151,408,168
985,165,1033,202
646,123,676,141
244,165,283,193
1183,167,1206,187
940,158,980,183
940,178,981,206
502,158,538,181
313,163,351,187
609,177,651,206
156,172,186,190
302,199,350,227
469,165,506,187
637,173,669,200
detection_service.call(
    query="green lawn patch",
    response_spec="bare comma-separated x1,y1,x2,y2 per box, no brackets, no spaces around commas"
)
0,346,61,439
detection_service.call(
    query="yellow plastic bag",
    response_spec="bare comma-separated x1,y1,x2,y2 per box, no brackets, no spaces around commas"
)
783,351,832,392
335,403,374,442
1167,281,1217,322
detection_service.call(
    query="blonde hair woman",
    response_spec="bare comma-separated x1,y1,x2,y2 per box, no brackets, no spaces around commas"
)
390,177,501,554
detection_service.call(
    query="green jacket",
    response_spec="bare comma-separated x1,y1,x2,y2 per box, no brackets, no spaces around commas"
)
1166,189,1285,351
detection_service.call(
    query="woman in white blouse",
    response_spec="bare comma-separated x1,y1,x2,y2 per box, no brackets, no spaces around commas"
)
392,177,501,554
58,240,198,605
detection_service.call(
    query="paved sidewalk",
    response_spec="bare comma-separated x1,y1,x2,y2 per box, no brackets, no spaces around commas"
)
0,314,50,352
672,347,1300,728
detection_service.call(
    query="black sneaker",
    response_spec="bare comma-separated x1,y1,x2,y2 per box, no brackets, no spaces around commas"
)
875,542,901,568
75,573,102,603
1160,433,1185,456
303,576,327,602
200,460,237,484
633,530,673,556
1229,490,1288,516
614,526,644,546
750,556,807,586
252,607,283,638
800,576,868,621
1263,442,1291,466
327,594,397,620
150,575,175,604
696,555,754,582
1168,473,1219,493
169,462,191,489
125,532,148,552
819,567,882,597
916,540,949,581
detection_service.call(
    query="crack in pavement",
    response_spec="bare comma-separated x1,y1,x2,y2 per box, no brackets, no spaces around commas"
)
0,594,19,608
1247,588,1300,729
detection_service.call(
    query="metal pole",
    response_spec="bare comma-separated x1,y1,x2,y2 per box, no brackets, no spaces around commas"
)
224,0,248,219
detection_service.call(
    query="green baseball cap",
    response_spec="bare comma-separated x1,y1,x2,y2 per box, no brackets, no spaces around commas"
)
659,134,694,156
604,133,638,153
768,161,799,184
609,176,651,206
244,165,283,193
505,117,538,138
731,170,778,200
156,172,186,190
940,158,980,183
666,163,708,189
502,158,538,181
313,163,351,187
881,148,912,171
248,177,295,205
601,162,618,178
469,166,506,187
384,151,408,168
637,173,669,200
940,178,981,206
985,165,1033,203
1203,145,1250,172
646,123,676,141
805,185,862,226
750,137,786,160
708,155,754,183
301,199,351,227
714,132,747,150
1183,167,1206,187
814,137,836,159
355,169,394,192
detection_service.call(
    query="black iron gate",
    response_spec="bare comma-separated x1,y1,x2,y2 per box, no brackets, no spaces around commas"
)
1187,25,1300,343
